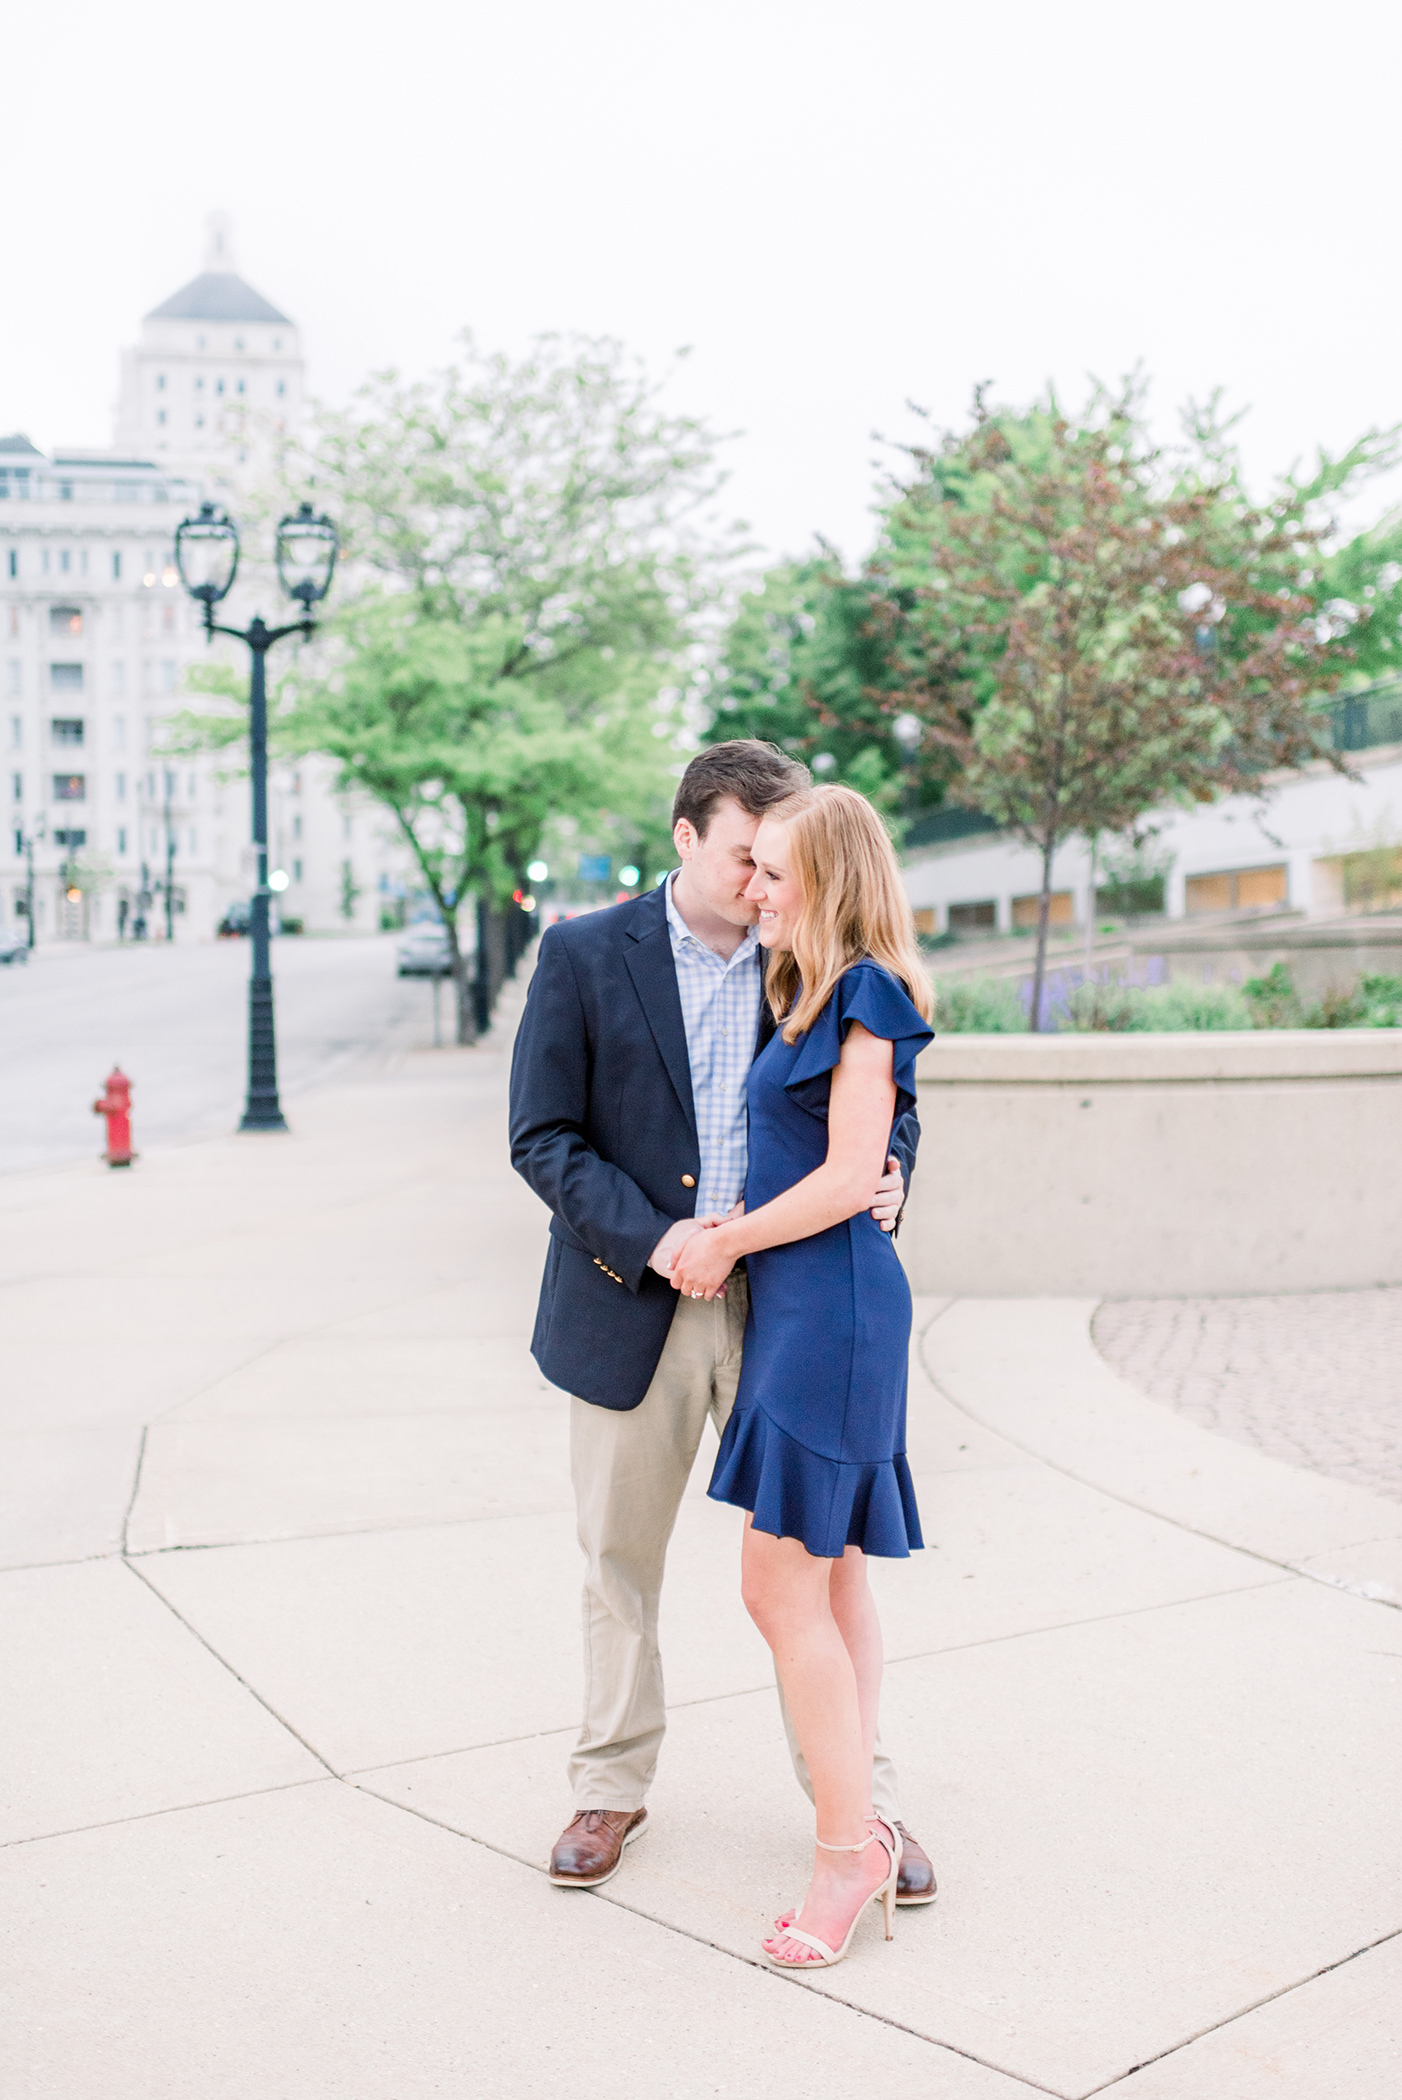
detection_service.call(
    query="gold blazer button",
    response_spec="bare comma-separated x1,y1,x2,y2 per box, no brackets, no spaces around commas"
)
681,1174,696,1188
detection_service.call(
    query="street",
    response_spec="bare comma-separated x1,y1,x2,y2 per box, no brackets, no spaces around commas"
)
0,936,442,1175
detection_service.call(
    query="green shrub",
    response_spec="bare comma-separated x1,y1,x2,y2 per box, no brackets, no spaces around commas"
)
1303,983,1366,1028
933,976,1027,1032
1243,962,1303,1028
1359,973,1402,1026
1064,980,1146,1031
1135,981,1254,1030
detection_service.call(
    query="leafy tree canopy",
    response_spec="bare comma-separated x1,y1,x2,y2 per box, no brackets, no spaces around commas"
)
179,333,734,1037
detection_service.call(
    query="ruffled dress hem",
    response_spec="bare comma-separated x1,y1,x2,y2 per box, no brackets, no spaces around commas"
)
708,1401,923,1560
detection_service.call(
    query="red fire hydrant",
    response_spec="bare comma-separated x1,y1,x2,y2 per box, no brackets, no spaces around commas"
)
93,1067,135,1168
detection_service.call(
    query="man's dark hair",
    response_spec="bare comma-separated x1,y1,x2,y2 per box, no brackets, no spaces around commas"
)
672,739,811,837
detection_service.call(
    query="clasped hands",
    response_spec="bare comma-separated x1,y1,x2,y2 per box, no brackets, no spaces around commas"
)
647,1156,906,1304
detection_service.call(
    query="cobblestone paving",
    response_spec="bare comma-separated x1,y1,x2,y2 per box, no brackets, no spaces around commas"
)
1092,1290,1402,1505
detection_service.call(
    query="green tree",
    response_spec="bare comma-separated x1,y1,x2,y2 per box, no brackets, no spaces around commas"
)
870,383,1384,1027
285,597,674,1034
186,334,728,1039
702,559,918,815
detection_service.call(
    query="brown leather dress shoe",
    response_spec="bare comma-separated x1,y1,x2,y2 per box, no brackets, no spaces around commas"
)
894,1823,937,1906
548,1807,648,1887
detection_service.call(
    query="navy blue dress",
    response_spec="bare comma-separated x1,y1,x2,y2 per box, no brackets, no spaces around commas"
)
707,961,933,1559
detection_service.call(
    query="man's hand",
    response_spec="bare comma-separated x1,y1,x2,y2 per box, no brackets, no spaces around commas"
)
670,1220,736,1301
870,1154,905,1234
647,1216,710,1280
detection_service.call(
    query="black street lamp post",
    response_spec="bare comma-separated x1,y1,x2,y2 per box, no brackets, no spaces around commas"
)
18,814,42,949
162,767,178,943
175,501,338,1132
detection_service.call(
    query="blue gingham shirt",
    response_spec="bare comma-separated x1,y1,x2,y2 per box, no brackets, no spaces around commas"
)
665,872,762,1217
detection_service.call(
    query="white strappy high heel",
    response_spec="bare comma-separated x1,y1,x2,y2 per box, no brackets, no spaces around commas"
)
764,1817,902,1969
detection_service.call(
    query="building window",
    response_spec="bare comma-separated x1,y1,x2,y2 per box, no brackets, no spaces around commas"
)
11,772,20,803
216,378,225,395
50,719,85,746
52,774,86,802
1012,891,1075,930
112,551,122,580
111,663,126,698
277,380,286,397
59,482,73,502
195,416,204,429
49,664,84,692
186,772,196,799
49,606,83,637
948,900,998,933
8,710,19,737
157,410,167,426
116,771,126,800
292,813,302,840
117,827,127,855
236,378,245,395
59,549,71,573
6,550,15,578
187,827,197,854
80,549,89,575
156,374,166,390
293,859,303,883
53,827,86,848
1185,865,1289,915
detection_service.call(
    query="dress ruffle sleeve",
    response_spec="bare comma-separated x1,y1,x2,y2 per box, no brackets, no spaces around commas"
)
783,961,934,1123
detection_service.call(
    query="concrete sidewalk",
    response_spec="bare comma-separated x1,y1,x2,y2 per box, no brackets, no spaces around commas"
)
2,1001,1400,2099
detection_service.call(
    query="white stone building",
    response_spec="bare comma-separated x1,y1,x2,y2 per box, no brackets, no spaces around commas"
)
1,224,408,944
902,712,1402,941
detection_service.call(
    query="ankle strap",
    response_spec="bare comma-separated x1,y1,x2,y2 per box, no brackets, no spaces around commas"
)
815,1819,889,1854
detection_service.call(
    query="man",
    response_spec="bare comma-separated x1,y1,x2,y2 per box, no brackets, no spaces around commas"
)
509,740,936,1901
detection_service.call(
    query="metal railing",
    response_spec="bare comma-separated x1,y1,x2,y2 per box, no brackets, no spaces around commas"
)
1330,681,1402,752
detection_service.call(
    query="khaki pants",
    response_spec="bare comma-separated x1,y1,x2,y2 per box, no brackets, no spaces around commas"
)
568,1277,902,1819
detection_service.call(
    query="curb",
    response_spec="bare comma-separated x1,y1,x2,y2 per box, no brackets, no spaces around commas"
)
915,1296,1402,1609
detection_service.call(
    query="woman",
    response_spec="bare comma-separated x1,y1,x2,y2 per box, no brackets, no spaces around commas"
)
670,783,934,1971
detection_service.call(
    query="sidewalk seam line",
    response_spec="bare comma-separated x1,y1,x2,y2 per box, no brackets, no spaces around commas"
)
340,1575,1294,1779
921,1350,1402,1614
1076,1922,1402,2096
121,1557,342,1779
0,1776,331,1851
350,1779,1064,2098
120,1422,148,1554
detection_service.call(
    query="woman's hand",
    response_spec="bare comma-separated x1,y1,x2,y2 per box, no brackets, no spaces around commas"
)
670,1219,736,1302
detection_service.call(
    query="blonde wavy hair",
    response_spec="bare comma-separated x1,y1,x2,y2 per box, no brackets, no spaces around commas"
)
760,784,935,1042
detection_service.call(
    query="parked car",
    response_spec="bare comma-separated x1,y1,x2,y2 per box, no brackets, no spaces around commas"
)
0,925,30,965
217,900,288,938
396,923,455,977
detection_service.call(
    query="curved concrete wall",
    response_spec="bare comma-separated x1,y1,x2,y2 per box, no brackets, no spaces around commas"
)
902,1030,1402,1297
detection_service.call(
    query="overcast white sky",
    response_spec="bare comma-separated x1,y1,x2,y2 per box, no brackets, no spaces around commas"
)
4,0,1400,565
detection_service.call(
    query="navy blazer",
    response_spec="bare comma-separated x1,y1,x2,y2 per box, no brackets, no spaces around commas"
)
508,882,920,1410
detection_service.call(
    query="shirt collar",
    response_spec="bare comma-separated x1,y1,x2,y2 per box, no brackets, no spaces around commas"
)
665,871,759,967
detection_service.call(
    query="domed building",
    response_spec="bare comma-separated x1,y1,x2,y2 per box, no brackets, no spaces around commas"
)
114,216,304,480
1,223,399,946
